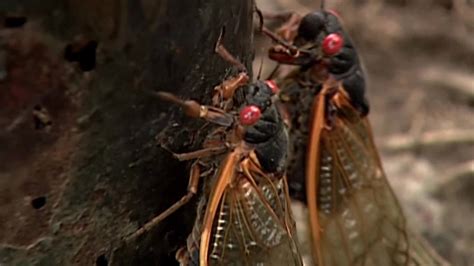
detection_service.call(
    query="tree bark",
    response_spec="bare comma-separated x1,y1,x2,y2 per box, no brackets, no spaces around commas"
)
0,0,254,265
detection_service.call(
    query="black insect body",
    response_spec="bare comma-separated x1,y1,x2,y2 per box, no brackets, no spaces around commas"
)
263,6,449,266
268,10,369,117
177,80,301,266
126,34,303,266
294,10,369,116
239,81,290,173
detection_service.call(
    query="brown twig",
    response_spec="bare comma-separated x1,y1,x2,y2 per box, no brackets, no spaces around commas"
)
382,129,474,152
419,67,474,101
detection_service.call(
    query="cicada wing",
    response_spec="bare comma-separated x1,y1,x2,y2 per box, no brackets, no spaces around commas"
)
308,93,446,266
316,115,406,266
183,155,303,266
206,171,302,265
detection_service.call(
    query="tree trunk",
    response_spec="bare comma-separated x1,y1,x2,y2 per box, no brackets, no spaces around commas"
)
0,0,254,265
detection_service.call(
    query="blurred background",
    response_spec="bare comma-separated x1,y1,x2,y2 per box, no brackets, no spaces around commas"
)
255,0,474,265
0,0,472,264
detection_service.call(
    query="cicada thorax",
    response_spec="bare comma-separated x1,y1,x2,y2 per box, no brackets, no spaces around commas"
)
175,80,303,266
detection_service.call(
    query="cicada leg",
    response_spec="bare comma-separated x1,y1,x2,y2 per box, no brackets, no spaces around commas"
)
125,162,201,242
257,11,300,81
175,246,189,266
155,91,234,127
213,28,250,105
162,144,230,161
214,27,247,72
212,72,249,105
262,11,302,42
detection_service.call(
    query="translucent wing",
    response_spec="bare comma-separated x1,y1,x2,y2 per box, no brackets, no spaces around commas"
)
307,90,447,266
183,153,303,266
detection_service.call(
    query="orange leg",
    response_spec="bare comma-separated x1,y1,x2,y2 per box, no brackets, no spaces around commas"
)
214,27,247,72
164,145,229,161
125,162,201,242
212,72,249,105
263,11,302,42
175,247,190,265
212,28,250,105
155,91,234,127
262,26,299,56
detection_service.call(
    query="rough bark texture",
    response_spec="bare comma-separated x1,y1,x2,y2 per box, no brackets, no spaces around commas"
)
0,0,254,265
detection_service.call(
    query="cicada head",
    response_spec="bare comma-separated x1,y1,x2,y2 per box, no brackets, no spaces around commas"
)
235,81,289,173
268,10,348,67
267,9,369,116
235,81,279,142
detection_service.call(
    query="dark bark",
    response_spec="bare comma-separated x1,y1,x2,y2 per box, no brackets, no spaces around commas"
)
0,0,254,265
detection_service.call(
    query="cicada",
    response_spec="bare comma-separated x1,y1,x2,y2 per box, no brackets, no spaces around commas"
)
128,32,303,266
261,3,448,266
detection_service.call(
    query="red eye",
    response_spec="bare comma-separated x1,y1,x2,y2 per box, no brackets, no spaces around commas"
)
239,105,261,125
322,33,343,56
265,80,279,94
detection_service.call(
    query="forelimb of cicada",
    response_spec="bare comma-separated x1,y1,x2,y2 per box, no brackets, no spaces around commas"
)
125,162,201,242
212,28,251,106
261,11,302,42
161,143,232,161
261,26,300,55
261,11,295,21
175,247,189,265
212,72,249,105
261,0,323,40
214,27,247,72
155,91,234,127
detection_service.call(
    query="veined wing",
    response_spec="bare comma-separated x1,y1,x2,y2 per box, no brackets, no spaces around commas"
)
207,174,302,265
306,89,447,266
184,152,303,266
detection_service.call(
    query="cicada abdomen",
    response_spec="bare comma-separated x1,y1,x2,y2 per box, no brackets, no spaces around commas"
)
176,79,302,266
263,4,448,266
